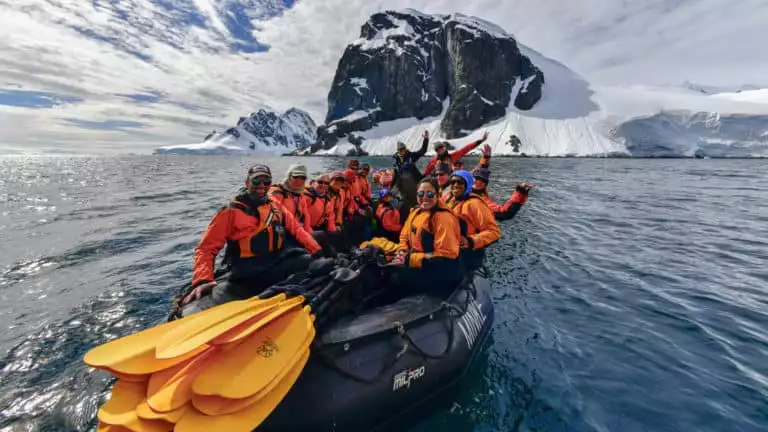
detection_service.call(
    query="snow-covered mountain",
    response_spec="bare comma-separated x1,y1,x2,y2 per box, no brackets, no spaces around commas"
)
311,10,768,158
155,108,316,155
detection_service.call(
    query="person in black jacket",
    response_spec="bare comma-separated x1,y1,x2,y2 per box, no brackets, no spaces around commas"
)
391,130,430,218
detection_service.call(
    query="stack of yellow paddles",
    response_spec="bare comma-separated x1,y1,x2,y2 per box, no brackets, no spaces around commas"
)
84,268,353,432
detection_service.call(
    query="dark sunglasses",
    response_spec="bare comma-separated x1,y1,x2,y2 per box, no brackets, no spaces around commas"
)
291,175,307,180
436,172,449,176
417,191,437,199
449,179,465,186
250,178,272,186
316,180,329,185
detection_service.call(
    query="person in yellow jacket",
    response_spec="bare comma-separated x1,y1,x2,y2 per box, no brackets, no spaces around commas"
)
388,177,465,296
443,170,501,270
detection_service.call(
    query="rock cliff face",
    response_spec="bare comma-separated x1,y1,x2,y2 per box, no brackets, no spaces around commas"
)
315,9,544,150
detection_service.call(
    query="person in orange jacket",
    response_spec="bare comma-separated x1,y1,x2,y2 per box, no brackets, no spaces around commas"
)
183,164,321,307
443,169,501,270
472,168,535,221
268,164,311,233
357,163,372,206
328,171,346,227
373,188,402,242
422,131,489,177
389,177,465,296
434,162,452,202
303,173,337,232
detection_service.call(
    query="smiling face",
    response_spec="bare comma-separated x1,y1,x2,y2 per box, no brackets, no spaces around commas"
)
450,176,466,198
246,174,272,197
289,174,306,190
473,178,487,190
435,144,447,156
417,182,438,210
314,176,329,194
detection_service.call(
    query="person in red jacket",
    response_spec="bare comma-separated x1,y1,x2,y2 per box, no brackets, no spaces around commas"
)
358,163,372,206
422,131,489,177
472,168,535,221
183,164,321,307
373,188,402,242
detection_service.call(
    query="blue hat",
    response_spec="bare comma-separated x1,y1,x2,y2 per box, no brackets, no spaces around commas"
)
378,188,391,199
449,170,474,198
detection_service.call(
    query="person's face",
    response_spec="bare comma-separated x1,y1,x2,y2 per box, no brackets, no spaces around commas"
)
330,178,343,191
452,161,463,170
473,178,487,190
435,172,449,187
417,183,438,210
436,145,447,155
247,175,271,196
360,168,370,178
315,178,329,194
398,148,407,155
450,177,466,198
289,174,306,189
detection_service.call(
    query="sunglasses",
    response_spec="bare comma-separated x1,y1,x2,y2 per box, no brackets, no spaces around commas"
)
417,191,437,199
291,175,307,180
316,180,329,185
436,172,449,176
449,179,465,186
452,162,463,167
250,178,272,186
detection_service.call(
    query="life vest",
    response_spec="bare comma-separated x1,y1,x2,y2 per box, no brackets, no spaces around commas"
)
373,201,398,240
405,207,451,253
445,194,484,237
269,185,306,224
224,200,285,263
304,190,331,229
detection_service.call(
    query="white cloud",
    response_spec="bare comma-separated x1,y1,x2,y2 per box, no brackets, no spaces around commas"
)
1,0,767,154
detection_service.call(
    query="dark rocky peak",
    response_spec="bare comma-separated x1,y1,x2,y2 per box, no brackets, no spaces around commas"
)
316,9,544,151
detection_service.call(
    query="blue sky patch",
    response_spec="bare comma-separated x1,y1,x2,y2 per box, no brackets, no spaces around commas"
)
115,91,165,104
65,119,147,130
0,89,83,108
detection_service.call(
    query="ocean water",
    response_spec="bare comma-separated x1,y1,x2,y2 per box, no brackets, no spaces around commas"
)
0,155,766,432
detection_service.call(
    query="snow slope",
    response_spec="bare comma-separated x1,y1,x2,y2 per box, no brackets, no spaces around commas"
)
156,108,316,155
317,38,768,158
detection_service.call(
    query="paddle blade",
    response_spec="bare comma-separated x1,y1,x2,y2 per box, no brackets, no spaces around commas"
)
193,305,313,399
98,380,173,432
107,344,209,376
192,337,312,416
85,318,186,368
136,401,189,423
209,296,304,346
176,346,310,432
146,348,218,413
155,294,286,360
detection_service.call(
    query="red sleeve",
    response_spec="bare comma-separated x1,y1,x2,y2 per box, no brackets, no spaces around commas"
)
381,208,402,233
450,139,484,161
192,208,234,287
282,208,321,254
482,195,504,213
423,157,438,176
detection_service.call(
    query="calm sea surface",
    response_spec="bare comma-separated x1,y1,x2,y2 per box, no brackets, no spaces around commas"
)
0,155,766,432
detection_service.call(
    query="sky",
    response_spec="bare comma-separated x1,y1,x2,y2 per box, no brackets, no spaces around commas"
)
1,0,767,154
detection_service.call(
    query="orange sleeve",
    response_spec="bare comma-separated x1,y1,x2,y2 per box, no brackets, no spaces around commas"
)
299,196,312,232
192,208,234,287
381,208,402,233
467,201,501,249
282,207,321,254
268,189,284,206
476,154,490,169
326,199,337,231
409,211,460,268
334,194,343,225
399,209,416,251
